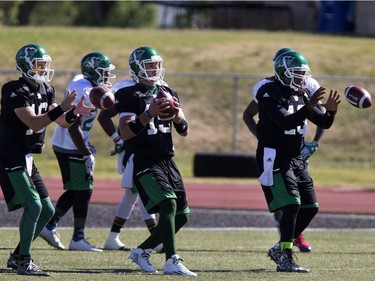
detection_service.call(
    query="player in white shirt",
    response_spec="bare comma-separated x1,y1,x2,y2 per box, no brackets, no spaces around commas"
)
39,52,116,252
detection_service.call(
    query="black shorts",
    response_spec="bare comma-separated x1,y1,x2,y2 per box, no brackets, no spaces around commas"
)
54,150,94,191
257,151,318,212
0,157,49,211
133,157,190,215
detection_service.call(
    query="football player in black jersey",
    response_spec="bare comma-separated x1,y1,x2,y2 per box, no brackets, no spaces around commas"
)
243,47,324,253
255,50,340,273
0,43,92,276
116,46,196,277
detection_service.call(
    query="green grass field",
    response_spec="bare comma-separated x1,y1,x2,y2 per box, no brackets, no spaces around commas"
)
0,228,374,281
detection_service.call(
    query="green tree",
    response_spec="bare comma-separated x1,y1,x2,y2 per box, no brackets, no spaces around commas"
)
0,1,157,27
106,2,157,27
28,1,78,26
0,1,23,26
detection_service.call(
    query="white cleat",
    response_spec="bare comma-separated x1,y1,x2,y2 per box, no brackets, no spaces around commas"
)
128,248,158,273
163,254,197,277
69,239,103,252
39,227,65,250
103,232,131,251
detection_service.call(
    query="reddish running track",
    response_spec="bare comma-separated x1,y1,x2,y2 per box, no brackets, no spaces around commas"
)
1,178,371,214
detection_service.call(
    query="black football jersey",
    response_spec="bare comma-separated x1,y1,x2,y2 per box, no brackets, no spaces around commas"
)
0,78,55,157
256,80,335,156
115,83,179,162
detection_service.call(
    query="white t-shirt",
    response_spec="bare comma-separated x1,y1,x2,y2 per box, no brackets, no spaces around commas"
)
111,79,136,94
51,74,97,151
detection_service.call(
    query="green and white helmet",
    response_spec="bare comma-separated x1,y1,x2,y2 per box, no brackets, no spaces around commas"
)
16,43,54,84
273,47,293,62
129,46,165,84
81,52,116,87
274,50,311,92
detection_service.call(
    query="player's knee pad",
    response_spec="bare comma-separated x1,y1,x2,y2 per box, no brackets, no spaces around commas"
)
159,198,177,214
75,189,93,202
22,200,43,222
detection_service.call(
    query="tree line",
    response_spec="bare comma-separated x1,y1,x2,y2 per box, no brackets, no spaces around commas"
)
0,1,157,27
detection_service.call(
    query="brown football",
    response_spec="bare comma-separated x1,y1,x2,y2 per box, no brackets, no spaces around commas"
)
89,86,115,109
155,88,176,121
344,85,372,109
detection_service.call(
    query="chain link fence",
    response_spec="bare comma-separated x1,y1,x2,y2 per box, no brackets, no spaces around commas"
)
1,69,374,170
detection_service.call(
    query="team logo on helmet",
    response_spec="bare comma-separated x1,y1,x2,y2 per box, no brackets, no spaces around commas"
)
275,55,295,68
82,56,103,70
130,49,145,65
18,46,37,60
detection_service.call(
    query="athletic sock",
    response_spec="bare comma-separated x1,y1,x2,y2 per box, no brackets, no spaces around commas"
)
72,226,85,241
281,241,293,250
110,217,126,233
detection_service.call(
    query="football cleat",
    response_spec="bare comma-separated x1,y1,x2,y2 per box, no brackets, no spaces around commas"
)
128,248,157,273
276,249,309,273
294,233,312,252
17,259,49,276
103,233,131,251
39,227,65,250
7,252,19,270
163,254,197,277
69,239,103,252
268,242,281,264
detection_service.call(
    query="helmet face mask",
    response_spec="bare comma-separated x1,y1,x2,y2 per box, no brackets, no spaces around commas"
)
81,52,116,87
129,46,165,84
274,51,311,92
16,44,54,84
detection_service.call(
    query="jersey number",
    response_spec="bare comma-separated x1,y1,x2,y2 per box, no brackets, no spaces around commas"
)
284,105,306,135
26,102,48,135
147,118,171,135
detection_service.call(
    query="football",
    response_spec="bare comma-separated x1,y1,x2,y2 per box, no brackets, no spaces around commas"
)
155,88,176,121
344,85,372,109
89,86,115,109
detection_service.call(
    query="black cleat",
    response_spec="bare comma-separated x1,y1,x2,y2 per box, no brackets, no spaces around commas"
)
268,242,281,264
276,249,309,273
17,259,49,276
7,252,19,270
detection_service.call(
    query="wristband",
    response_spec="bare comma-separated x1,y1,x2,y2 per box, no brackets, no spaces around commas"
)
174,119,188,134
144,109,152,119
129,118,146,135
65,107,78,124
47,105,64,121
110,131,122,143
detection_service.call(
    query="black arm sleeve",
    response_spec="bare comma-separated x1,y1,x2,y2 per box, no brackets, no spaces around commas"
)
307,107,336,129
265,100,312,131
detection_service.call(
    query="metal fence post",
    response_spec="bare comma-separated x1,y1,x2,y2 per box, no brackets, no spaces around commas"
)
232,75,239,152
